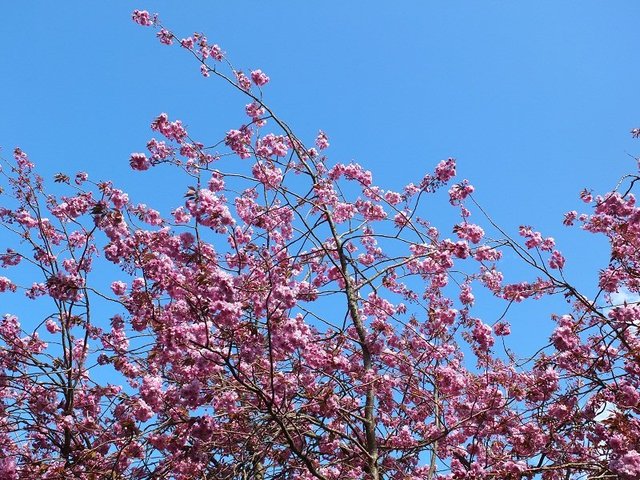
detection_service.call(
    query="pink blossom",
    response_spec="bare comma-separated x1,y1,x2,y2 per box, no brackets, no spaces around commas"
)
156,28,173,45
549,250,565,269
332,202,356,223
256,133,289,158
132,399,154,422
111,281,127,296
129,152,150,171
209,43,224,61
142,207,163,225
448,180,474,204
384,190,403,205
146,138,173,161
393,210,410,228
551,315,579,351
74,171,88,184
245,102,266,125
315,130,330,150
131,10,154,26
493,321,511,336
472,319,495,350
328,162,372,186
0,249,21,267
540,236,555,251
250,69,270,86
14,209,38,228
186,189,235,232
208,171,225,192
474,245,502,261
51,192,92,221
46,272,84,301
180,37,194,49
459,284,474,305
520,225,542,248
434,158,456,182
436,364,466,396
25,282,47,299
45,319,61,334
108,191,129,212
150,113,187,142
224,127,252,159
454,222,484,244
599,267,621,292
580,188,593,203
13,147,33,170
356,200,387,221
447,240,470,259
0,276,16,293
611,450,640,479
616,382,640,408
234,70,251,91
252,161,283,189
502,281,533,302
172,206,192,223
563,210,577,226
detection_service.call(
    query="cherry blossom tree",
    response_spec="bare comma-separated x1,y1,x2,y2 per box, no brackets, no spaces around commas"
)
0,9,639,479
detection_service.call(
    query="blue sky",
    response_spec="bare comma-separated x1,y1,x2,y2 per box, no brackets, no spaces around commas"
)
1,2,639,351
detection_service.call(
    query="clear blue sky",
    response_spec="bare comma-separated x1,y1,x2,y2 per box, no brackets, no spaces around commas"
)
1,2,639,350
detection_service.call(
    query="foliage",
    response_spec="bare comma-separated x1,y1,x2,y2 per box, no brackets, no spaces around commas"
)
0,9,639,480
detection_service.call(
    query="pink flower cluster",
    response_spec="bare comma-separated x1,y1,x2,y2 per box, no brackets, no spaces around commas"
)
150,113,187,143
315,130,330,150
129,152,150,171
449,179,474,205
132,10,154,26
250,69,270,86
454,222,484,243
156,28,173,45
0,276,16,293
519,225,555,250
234,71,251,91
435,157,456,182
224,126,253,159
